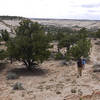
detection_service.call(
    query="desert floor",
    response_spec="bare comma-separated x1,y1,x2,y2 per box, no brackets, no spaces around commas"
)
0,39,100,100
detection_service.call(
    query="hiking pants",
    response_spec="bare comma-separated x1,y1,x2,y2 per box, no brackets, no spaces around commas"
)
78,67,83,76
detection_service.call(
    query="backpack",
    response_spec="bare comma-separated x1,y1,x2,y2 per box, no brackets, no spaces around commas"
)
82,59,86,65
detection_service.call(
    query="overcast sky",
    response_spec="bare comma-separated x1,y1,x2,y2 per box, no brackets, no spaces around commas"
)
0,0,100,20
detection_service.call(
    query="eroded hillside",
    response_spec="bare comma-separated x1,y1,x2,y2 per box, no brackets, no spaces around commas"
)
0,19,100,34
32,19,100,30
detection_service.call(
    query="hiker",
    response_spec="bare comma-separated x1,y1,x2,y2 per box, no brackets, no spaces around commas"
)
77,58,83,77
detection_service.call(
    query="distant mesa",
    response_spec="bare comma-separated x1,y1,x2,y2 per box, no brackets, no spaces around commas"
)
0,16,25,20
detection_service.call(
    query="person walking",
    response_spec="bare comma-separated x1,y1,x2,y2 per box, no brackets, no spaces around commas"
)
77,58,83,77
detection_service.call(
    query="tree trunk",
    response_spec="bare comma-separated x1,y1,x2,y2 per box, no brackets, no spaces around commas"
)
27,60,33,71
27,65,32,71
23,60,35,71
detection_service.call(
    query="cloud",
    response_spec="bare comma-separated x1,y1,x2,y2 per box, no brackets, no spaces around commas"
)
0,0,100,20
82,4,100,8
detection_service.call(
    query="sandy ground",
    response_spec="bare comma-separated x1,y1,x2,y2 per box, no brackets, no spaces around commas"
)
0,39,100,100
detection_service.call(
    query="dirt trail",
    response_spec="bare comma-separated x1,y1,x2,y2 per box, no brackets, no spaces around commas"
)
64,39,100,100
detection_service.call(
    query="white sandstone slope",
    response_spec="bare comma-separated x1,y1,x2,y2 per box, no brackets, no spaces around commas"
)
0,19,100,33
32,19,100,29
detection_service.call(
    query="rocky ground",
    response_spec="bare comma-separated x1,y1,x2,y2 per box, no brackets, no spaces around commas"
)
0,39,100,100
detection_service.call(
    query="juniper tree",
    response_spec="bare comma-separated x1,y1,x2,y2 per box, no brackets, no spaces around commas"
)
7,19,50,70
58,34,79,51
96,29,100,38
69,39,91,60
1,30,10,42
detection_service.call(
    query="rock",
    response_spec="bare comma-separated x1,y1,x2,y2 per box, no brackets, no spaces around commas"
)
6,72,18,80
22,93,25,97
71,89,76,93
93,64,100,72
85,57,91,64
95,41,100,45
13,82,24,90
78,89,83,96
62,60,75,66
56,91,61,94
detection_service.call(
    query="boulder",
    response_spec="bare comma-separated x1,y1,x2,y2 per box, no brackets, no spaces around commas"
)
93,64,100,72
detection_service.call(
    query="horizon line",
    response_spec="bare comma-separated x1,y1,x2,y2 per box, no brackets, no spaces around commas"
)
0,15,100,21
29,17,100,21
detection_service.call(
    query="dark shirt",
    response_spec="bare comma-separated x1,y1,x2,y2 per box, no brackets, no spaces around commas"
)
77,59,83,67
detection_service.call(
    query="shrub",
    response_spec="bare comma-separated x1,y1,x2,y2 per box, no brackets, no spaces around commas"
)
55,52,64,60
6,72,18,80
65,51,71,61
71,89,76,93
93,64,100,72
62,60,75,66
1,30,10,42
80,98,82,100
13,82,24,90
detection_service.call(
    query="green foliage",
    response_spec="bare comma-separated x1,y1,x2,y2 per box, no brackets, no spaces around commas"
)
70,39,91,60
57,27,91,61
55,31,65,41
0,49,8,60
78,27,88,39
54,32,65,52
0,37,3,42
46,32,54,42
7,39,17,58
58,27,74,33
0,16,24,20
88,32,97,38
58,34,79,50
80,98,82,100
58,28,88,51
7,19,50,70
55,52,64,60
0,30,9,60
65,50,71,61
96,29,100,38
1,30,10,41
44,25,74,35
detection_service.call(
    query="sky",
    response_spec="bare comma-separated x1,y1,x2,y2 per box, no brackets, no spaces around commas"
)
0,0,100,20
